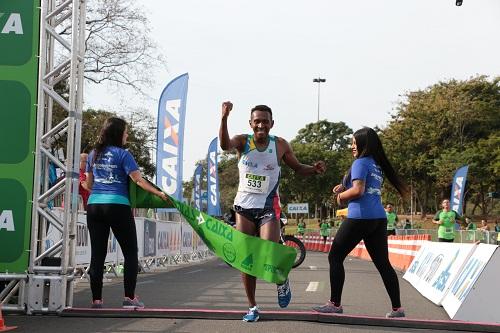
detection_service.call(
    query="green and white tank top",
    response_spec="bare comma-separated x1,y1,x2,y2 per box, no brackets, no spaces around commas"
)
234,135,281,209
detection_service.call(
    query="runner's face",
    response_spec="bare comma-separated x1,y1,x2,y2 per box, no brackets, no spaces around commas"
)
442,200,450,210
249,110,273,141
351,137,358,158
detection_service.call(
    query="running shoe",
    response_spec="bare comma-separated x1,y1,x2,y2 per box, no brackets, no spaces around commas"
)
122,296,145,309
386,308,405,318
242,306,260,322
312,301,343,314
277,278,292,308
91,299,103,309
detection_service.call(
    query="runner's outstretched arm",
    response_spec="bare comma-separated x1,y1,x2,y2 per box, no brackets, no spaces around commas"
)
219,101,245,152
280,138,326,176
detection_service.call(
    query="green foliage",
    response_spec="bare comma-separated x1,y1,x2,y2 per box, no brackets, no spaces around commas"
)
52,102,156,177
381,75,500,215
292,120,353,151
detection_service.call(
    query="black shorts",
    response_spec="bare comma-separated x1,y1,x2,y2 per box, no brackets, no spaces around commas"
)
234,205,278,228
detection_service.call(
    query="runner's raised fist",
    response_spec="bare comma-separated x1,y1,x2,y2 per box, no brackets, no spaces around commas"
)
222,101,233,118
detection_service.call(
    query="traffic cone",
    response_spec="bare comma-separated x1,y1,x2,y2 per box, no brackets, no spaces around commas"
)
0,304,17,332
325,236,333,253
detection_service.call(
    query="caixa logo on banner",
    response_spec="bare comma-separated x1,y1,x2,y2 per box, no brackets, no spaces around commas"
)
160,99,181,196
1,13,24,35
209,151,217,205
0,210,15,231
287,203,309,214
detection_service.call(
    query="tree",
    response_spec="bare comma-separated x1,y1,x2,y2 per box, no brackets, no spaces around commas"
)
293,120,353,151
381,76,500,215
51,104,156,177
59,0,166,95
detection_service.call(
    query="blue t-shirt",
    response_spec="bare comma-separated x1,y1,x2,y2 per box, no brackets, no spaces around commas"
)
346,156,386,219
86,146,139,199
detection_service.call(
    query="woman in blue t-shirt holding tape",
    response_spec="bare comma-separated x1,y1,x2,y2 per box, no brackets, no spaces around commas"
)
313,127,409,318
84,117,167,309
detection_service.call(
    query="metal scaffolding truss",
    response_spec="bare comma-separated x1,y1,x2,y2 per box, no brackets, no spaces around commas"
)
0,0,87,314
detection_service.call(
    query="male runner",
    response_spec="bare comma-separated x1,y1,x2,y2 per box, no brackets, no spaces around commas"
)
219,101,326,322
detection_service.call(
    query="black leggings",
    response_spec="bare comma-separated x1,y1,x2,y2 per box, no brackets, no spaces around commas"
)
328,218,401,308
87,204,138,300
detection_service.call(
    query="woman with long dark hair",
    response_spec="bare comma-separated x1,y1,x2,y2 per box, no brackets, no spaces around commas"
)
313,127,409,318
85,117,167,309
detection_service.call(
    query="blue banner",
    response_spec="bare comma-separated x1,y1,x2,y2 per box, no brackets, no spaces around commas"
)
156,73,189,202
450,165,469,215
193,164,203,211
207,137,222,216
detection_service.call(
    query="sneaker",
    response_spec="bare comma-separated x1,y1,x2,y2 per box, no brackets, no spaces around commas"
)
242,306,260,322
386,308,405,318
122,296,145,309
277,278,292,308
312,301,343,314
91,299,103,309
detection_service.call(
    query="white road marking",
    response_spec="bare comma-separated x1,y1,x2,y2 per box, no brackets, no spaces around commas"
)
309,266,317,270
306,281,319,292
186,269,203,274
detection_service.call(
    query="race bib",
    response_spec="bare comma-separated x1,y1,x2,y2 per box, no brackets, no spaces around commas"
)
445,227,453,233
240,173,269,194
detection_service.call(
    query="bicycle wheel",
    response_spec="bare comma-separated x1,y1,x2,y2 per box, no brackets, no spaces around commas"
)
283,235,306,268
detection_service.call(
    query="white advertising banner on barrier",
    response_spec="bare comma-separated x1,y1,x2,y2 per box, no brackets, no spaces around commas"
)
181,222,193,254
403,242,475,305
75,219,91,265
156,221,170,257
143,218,157,258
287,203,309,214
45,211,193,266
169,222,181,254
441,244,499,322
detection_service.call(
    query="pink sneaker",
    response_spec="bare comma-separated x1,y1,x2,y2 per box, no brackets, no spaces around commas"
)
312,300,343,313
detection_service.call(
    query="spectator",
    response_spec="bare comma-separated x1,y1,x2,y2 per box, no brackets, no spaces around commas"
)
85,117,168,309
479,219,490,231
313,127,408,318
479,219,490,243
403,219,412,229
79,153,90,210
465,217,477,241
466,218,477,230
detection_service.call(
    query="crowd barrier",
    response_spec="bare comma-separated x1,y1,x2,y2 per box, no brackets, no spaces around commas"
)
297,229,500,323
46,209,212,278
295,233,429,271
404,242,499,323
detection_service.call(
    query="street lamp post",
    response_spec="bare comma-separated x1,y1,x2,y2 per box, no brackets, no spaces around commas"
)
313,77,326,122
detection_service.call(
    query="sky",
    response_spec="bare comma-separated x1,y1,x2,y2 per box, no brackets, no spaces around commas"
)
85,0,500,182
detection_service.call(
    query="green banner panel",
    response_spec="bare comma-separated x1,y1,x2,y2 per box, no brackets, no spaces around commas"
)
129,181,296,283
0,0,40,273
170,197,296,284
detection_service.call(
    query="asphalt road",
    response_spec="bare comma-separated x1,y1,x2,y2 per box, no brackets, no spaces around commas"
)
4,252,485,333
